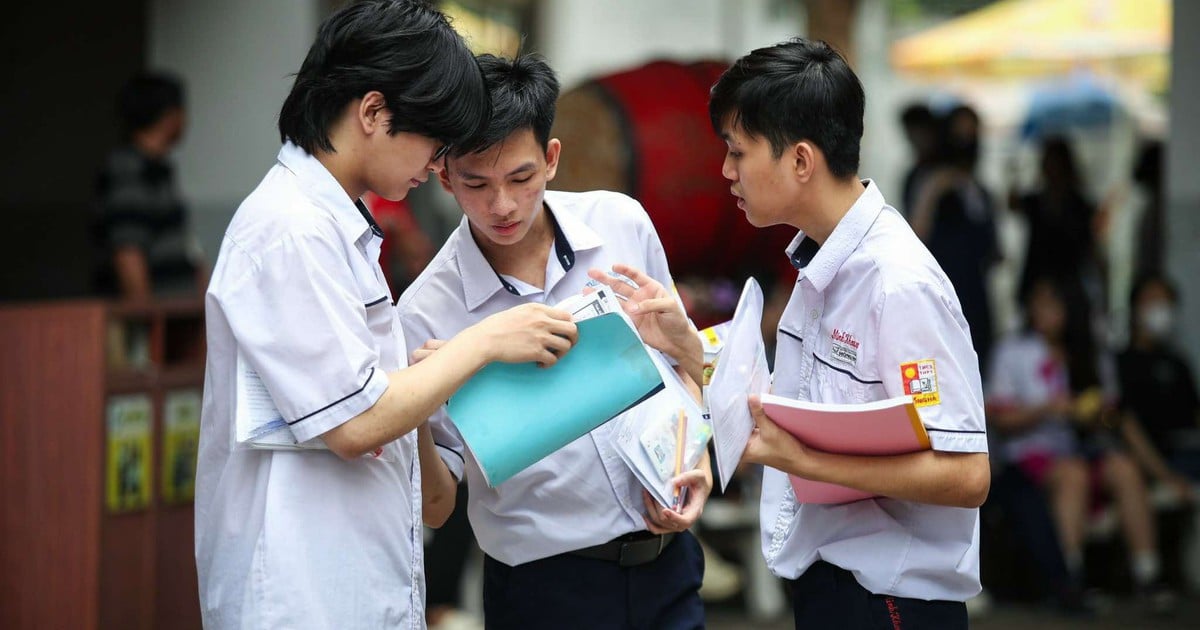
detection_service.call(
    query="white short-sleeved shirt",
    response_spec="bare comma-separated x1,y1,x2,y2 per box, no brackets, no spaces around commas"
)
396,190,678,566
760,180,989,602
195,142,424,629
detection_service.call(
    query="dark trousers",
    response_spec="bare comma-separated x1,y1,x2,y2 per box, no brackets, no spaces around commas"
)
426,483,473,607
790,561,967,630
482,530,704,630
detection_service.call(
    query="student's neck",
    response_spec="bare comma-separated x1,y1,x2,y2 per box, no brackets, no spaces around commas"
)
313,141,367,202
800,176,866,246
476,205,555,289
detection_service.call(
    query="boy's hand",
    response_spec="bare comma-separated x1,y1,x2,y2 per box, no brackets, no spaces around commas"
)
586,264,695,361
642,468,712,534
470,303,578,367
740,394,811,475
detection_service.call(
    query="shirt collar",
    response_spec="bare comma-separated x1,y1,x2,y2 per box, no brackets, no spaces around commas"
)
784,179,885,293
276,141,378,244
456,197,605,311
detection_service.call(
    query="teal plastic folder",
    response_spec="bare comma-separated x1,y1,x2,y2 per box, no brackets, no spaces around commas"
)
447,312,664,486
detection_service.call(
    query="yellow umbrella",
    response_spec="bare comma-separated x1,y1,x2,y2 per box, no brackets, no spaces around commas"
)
891,0,1170,89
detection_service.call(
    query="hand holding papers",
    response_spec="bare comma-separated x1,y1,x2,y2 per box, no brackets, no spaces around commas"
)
705,278,771,490
447,289,665,487
759,394,931,504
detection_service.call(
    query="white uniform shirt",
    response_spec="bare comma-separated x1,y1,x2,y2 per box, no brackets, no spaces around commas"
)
760,180,989,602
396,190,677,566
195,142,424,629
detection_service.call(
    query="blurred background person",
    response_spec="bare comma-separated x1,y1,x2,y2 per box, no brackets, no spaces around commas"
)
1118,272,1200,487
1009,136,1104,320
987,277,1173,609
909,104,999,369
899,102,939,217
92,72,205,301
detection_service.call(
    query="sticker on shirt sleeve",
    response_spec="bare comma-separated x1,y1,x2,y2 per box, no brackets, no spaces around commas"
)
900,359,941,407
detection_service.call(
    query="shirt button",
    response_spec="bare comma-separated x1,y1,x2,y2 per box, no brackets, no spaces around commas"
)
810,309,819,320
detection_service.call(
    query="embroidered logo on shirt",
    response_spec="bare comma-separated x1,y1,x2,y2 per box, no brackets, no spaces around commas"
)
830,328,859,366
900,359,941,407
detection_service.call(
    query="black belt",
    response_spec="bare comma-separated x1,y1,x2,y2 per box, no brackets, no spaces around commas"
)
569,531,675,567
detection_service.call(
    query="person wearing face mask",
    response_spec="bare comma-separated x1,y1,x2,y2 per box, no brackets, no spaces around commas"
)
1117,273,1200,491
988,277,1174,610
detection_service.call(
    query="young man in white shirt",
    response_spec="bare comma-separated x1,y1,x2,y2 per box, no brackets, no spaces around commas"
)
397,53,711,629
710,39,991,628
194,3,578,628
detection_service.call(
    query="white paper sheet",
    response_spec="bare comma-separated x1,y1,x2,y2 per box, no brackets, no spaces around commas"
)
706,278,770,491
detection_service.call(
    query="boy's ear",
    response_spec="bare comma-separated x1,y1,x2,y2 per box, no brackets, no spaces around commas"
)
792,141,817,183
544,138,562,182
437,165,453,193
358,91,388,135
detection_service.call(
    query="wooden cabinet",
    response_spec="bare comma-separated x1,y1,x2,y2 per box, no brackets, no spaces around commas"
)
0,299,204,630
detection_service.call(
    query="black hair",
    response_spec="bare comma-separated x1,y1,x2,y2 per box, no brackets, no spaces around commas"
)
278,0,489,155
900,103,934,130
1129,271,1179,311
118,72,184,137
452,53,560,157
1039,135,1083,191
709,38,864,179
1023,276,1100,393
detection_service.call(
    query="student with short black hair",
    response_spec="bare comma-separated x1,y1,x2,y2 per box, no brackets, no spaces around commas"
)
195,3,578,627
398,53,710,630
711,38,990,629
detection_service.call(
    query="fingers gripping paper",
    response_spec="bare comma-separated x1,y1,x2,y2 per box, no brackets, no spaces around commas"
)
447,312,664,487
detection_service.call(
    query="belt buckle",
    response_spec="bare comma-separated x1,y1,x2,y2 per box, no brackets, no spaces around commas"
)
617,534,667,568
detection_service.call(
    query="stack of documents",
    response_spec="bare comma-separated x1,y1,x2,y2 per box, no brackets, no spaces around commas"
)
609,348,708,508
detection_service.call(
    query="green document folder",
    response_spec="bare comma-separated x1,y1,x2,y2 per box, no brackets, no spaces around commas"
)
447,312,664,486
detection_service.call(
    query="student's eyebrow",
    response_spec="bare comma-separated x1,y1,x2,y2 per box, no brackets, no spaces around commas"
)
458,162,538,180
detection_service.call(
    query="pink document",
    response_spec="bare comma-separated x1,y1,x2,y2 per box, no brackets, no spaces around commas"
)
759,393,931,504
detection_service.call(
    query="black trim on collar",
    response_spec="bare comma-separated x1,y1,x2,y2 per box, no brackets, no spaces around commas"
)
550,210,576,273
355,199,385,238
790,237,821,271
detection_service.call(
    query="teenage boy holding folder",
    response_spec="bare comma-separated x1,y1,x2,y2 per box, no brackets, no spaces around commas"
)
398,53,710,629
711,39,991,628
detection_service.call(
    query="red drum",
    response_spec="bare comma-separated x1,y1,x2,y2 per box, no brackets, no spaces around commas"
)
552,60,795,285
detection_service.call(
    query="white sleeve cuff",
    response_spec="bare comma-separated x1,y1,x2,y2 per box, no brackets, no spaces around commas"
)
288,367,389,443
927,430,989,454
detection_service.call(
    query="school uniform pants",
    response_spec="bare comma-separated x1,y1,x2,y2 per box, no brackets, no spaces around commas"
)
789,561,968,630
482,530,704,630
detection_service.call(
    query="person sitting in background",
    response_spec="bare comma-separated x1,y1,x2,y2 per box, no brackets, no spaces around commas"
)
94,72,205,300
1118,273,1200,488
987,277,1173,609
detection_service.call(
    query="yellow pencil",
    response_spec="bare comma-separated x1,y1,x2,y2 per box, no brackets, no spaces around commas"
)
672,408,687,511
